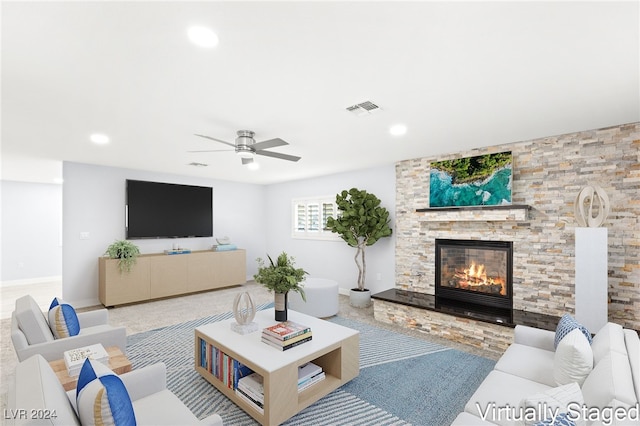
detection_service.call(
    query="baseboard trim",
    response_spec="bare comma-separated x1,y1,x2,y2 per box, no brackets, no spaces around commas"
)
0,276,62,288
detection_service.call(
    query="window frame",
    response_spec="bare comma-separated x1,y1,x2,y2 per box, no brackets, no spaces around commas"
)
291,196,341,241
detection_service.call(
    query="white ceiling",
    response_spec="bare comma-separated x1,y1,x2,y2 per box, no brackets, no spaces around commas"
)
2,1,639,185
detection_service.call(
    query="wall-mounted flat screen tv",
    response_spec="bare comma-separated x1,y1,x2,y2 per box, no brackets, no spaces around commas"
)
429,151,512,207
126,180,213,239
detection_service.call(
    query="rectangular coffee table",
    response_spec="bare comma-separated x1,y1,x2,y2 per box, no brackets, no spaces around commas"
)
49,346,132,391
195,308,359,426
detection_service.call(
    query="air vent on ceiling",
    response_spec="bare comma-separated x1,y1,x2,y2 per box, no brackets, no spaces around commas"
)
188,162,208,167
346,101,381,116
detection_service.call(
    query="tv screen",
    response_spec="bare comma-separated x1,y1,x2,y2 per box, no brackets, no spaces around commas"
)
126,180,213,239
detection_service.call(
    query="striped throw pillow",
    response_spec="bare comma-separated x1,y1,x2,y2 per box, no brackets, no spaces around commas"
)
77,358,136,426
48,297,80,338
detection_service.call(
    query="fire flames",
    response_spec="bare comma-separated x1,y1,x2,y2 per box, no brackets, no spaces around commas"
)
453,261,506,295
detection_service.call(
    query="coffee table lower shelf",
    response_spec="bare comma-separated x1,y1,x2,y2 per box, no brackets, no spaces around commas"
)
194,309,359,426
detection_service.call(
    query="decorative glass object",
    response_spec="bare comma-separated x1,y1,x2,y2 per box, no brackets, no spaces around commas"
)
230,291,258,334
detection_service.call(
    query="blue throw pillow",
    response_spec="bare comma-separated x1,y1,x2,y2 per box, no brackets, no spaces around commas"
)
533,412,576,426
77,359,136,426
48,297,80,338
554,314,592,349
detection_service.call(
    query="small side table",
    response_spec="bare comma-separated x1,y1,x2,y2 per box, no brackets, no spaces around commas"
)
49,346,132,391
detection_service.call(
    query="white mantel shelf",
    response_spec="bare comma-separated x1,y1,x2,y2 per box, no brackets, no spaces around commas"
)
416,205,530,222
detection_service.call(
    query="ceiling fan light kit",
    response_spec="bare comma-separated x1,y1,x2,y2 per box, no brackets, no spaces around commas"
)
192,129,301,166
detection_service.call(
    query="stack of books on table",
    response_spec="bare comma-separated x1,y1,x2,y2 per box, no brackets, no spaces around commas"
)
297,362,325,393
236,372,264,414
261,321,312,351
64,343,109,377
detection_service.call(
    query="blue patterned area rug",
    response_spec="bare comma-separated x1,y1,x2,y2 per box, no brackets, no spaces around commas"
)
126,305,495,426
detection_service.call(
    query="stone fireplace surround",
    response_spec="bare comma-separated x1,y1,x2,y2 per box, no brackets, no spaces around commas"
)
372,123,639,356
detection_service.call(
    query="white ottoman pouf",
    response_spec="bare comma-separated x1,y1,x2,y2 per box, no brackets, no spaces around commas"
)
289,278,339,318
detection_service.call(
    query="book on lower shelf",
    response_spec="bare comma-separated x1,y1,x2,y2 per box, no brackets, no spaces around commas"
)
63,343,109,377
198,338,254,390
297,362,325,392
236,372,264,413
235,387,264,414
298,371,326,392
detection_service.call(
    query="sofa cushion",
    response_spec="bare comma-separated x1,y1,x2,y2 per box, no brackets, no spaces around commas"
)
76,359,136,425
591,322,627,364
465,370,551,426
623,329,640,400
48,298,81,339
494,343,556,387
554,314,592,349
521,382,585,426
15,295,54,344
581,352,638,408
554,328,593,386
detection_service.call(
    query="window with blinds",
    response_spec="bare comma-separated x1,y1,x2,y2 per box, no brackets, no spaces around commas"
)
292,197,340,240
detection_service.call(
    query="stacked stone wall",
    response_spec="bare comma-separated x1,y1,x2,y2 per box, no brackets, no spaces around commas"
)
394,123,640,330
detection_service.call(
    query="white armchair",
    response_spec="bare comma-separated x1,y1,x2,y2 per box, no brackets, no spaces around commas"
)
10,295,127,362
7,354,223,425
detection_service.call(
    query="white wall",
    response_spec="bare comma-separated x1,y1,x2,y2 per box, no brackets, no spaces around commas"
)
1,181,62,283
4,161,395,305
62,162,267,307
263,165,396,295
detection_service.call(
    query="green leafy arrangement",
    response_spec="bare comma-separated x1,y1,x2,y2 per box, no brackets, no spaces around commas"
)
104,240,140,273
254,252,308,301
326,188,392,291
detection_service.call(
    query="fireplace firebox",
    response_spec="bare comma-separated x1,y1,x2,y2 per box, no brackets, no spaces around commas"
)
435,239,513,312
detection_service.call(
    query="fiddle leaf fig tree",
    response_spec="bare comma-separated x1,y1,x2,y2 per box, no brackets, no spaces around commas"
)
326,188,392,291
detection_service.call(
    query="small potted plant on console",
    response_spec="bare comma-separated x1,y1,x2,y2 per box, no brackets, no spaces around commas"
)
104,240,140,273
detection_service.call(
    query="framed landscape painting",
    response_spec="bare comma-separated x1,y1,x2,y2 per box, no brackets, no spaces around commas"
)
429,152,512,207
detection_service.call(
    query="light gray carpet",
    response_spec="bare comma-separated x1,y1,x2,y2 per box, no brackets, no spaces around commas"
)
126,307,496,425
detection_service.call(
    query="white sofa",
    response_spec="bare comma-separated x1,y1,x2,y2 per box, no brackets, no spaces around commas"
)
11,295,127,362
7,354,223,425
452,322,640,425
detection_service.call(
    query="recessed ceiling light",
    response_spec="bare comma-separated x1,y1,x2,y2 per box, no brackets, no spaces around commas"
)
187,26,219,48
389,124,407,136
90,133,110,145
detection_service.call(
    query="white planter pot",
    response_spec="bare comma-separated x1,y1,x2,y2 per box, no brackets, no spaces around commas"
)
349,289,371,308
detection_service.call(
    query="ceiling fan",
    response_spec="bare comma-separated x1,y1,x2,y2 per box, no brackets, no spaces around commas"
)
190,130,301,165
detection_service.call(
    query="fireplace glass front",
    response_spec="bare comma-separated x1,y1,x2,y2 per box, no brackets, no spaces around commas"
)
435,239,513,310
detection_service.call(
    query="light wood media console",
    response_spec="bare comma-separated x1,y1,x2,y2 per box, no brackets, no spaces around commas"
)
99,249,246,307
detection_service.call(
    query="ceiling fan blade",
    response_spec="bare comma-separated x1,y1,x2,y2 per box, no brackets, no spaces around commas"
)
252,138,288,150
194,134,236,148
255,150,301,162
241,157,254,165
187,149,234,153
